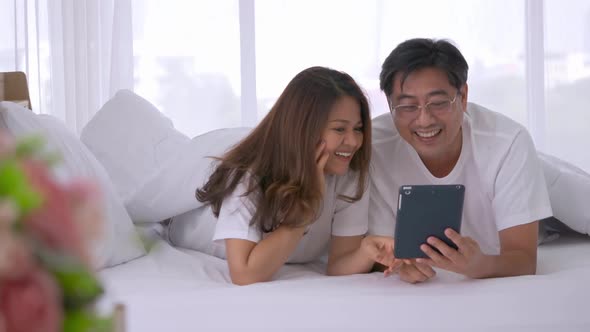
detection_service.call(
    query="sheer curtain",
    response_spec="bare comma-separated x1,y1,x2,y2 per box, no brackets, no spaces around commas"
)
131,0,242,136
1,0,589,172
544,0,590,174
0,0,133,133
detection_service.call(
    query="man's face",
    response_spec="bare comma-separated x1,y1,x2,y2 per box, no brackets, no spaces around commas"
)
389,67,467,167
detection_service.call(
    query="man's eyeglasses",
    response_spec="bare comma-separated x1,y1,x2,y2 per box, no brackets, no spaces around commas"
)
390,93,459,119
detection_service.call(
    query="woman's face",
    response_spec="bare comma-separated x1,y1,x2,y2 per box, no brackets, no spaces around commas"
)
321,96,364,176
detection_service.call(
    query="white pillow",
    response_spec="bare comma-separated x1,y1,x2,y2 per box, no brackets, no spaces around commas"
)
0,101,146,268
539,152,590,235
80,89,191,203
125,127,251,223
166,205,224,257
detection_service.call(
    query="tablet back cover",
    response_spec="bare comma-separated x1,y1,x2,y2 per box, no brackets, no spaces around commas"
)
394,185,465,259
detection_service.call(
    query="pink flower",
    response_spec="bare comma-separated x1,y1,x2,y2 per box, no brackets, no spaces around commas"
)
20,160,91,266
0,200,17,230
0,134,14,159
0,133,108,331
66,181,104,247
0,268,62,332
0,201,34,280
0,232,34,280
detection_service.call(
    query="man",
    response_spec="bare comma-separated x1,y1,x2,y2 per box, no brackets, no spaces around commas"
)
369,38,552,283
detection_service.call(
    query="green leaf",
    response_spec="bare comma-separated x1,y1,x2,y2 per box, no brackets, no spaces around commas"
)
62,309,113,332
14,135,45,158
37,251,104,308
42,151,62,167
56,267,104,309
0,159,43,215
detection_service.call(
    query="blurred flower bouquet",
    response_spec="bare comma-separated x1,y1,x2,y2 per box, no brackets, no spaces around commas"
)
0,135,118,332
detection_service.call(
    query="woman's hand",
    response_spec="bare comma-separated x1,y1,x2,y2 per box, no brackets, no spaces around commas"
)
360,235,402,273
315,140,329,196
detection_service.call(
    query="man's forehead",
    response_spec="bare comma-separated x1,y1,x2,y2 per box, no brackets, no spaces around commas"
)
391,70,454,96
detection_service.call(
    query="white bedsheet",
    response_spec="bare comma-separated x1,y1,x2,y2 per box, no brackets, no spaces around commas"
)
100,235,590,332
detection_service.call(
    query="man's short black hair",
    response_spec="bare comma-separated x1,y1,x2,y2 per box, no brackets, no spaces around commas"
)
380,38,469,97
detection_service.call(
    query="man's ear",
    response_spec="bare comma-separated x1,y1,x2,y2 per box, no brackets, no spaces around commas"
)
385,94,393,112
460,84,469,111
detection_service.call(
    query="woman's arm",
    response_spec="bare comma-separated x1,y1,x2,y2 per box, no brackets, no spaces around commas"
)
326,235,399,276
225,225,306,285
223,141,330,285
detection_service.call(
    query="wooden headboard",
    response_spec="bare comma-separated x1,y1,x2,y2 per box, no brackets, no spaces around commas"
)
0,71,32,110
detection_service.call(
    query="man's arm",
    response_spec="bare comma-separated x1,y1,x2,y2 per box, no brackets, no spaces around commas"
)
417,222,538,279
481,221,538,277
417,127,546,279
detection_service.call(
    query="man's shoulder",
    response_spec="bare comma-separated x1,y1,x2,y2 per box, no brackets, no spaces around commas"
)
370,113,406,164
466,102,527,141
371,113,407,151
465,103,540,189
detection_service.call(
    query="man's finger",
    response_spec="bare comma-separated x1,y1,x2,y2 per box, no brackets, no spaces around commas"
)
420,244,448,267
444,228,463,243
415,257,435,266
427,236,461,262
414,261,436,279
399,263,430,283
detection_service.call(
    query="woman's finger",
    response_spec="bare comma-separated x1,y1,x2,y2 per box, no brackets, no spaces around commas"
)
315,140,326,163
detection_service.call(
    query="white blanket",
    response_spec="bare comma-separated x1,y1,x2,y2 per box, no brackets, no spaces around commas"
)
100,236,590,332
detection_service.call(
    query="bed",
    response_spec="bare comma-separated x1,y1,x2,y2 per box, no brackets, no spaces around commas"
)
3,83,589,332
99,233,590,332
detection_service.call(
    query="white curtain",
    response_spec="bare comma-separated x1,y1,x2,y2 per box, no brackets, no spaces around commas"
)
1,0,133,133
1,0,589,172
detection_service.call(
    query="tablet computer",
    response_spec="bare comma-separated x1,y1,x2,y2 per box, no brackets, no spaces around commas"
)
394,184,465,259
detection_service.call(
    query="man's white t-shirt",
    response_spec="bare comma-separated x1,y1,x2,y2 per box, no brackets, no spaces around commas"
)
369,102,553,255
209,172,369,263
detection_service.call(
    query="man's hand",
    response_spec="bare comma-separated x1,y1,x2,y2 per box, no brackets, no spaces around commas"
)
417,228,488,278
397,260,436,283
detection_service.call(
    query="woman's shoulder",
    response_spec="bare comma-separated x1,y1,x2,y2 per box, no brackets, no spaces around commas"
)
333,171,363,196
221,171,259,214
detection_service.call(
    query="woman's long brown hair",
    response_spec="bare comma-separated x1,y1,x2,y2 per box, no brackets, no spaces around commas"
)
196,66,371,233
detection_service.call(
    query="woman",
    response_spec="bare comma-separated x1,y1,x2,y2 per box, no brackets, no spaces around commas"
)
196,66,399,285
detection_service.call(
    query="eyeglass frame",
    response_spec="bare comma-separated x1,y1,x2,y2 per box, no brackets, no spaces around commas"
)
389,92,460,119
